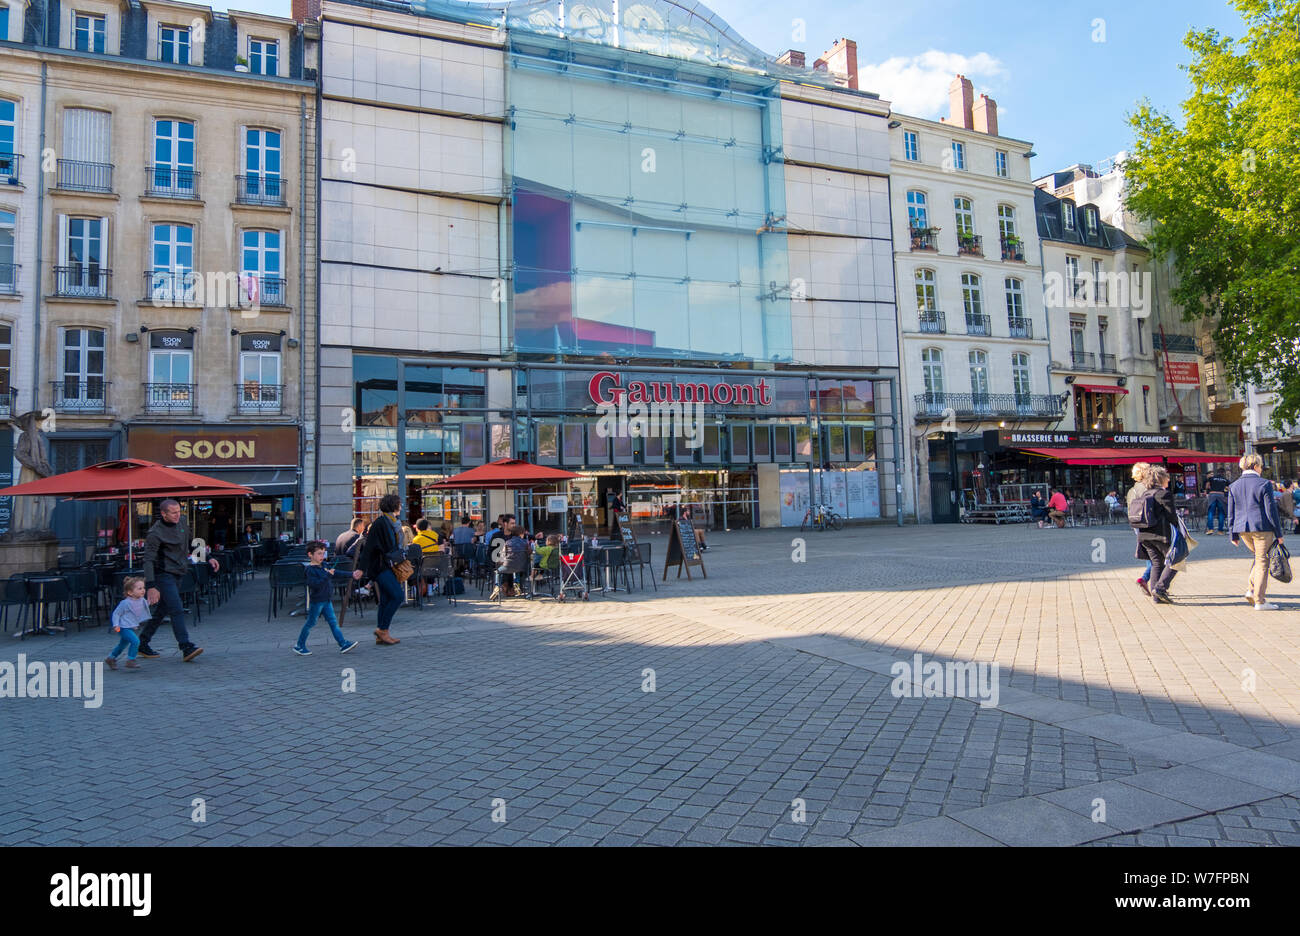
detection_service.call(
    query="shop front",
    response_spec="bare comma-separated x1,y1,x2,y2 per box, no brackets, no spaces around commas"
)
127,424,301,544
349,355,903,533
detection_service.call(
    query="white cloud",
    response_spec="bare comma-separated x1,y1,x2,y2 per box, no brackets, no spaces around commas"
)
856,50,1005,117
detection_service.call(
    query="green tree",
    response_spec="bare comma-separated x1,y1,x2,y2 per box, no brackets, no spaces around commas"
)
1126,0,1300,426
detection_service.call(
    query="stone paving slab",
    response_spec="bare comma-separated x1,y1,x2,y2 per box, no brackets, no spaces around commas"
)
950,797,1121,846
1118,766,1278,812
1039,780,1205,833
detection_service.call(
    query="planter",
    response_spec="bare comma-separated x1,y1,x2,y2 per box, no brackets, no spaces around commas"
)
235,64,249,73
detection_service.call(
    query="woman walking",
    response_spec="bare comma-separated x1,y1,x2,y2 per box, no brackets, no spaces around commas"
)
1126,463,1153,595
1133,466,1178,604
354,494,406,645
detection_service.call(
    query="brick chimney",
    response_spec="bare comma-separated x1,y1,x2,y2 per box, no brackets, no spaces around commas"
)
944,75,974,130
776,50,806,68
973,93,998,136
818,38,858,90
292,0,321,23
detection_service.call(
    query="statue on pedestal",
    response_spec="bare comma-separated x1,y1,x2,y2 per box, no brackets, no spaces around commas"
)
12,410,55,536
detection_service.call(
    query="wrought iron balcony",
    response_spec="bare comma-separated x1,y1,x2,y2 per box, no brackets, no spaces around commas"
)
957,233,983,257
1098,353,1118,373
146,166,200,199
236,382,284,415
54,265,112,299
236,173,286,207
143,270,202,305
1155,333,1200,354
0,387,16,420
909,229,938,251
918,310,946,334
234,274,288,308
1000,235,1025,262
56,159,114,193
0,262,18,294
52,379,109,414
0,152,20,186
914,392,1065,420
1008,317,1033,339
144,383,196,415
965,313,991,336
1070,350,1096,370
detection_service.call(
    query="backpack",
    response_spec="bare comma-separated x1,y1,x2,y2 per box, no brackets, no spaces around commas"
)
442,576,465,596
1128,491,1157,530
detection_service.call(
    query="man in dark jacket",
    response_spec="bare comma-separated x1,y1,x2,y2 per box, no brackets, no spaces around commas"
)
1228,453,1284,609
352,494,405,644
137,498,219,661
1134,466,1178,605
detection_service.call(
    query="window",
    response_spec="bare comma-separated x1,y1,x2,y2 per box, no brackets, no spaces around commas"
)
903,130,918,161
1137,318,1145,354
0,209,13,293
997,205,1016,239
0,323,10,393
249,38,279,76
1004,277,1024,319
150,223,194,301
1011,352,1031,402
74,13,106,53
1092,258,1104,302
1070,316,1086,357
159,25,191,65
1066,255,1081,297
1085,208,1098,236
240,334,283,412
1142,386,1149,422
59,216,107,296
921,348,944,404
953,197,975,236
243,128,282,201
0,9,7,42
906,190,928,229
995,150,1008,178
1063,202,1075,231
152,119,196,196
961,273,984,330
0,99,15,184
914,268,937,310
969,350,989,411
951,141,965,170
1098,316,1109,357
60,327,106,407
148,331,194,411
241,229,283,305
60,107,112,191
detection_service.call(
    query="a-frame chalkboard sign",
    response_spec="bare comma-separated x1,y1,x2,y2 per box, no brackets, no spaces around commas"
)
615,513,656,592
663,514,707,581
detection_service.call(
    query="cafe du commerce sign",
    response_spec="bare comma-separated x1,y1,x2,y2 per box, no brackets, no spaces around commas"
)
130,426,299,468
588,371,774,406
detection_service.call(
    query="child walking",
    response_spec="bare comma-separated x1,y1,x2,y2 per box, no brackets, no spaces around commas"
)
107,576,152,670
293,541,359,655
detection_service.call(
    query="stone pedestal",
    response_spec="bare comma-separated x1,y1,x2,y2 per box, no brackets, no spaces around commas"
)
0,535,60,578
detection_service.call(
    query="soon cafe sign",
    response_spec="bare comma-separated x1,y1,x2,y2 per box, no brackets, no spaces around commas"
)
130,426,299,467
588,371,773,406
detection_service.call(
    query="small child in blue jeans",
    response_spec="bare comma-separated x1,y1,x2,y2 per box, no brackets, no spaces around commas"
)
293,541,359,655
107,576,152,670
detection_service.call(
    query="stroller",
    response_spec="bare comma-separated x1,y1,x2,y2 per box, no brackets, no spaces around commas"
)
556,541,589,602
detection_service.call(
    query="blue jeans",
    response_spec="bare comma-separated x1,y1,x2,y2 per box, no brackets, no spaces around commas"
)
111,628,140,659
137,573,194,653
1207,498,1226,531
296,601,348,649
373,568,403,633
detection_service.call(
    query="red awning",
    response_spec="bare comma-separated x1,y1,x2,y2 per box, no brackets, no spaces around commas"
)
0,458,255,500
422,458,581,491
1020,447,1238,466
1074,384,1128,394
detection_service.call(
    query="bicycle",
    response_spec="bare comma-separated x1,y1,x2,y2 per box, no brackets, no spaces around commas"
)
800,503,844,532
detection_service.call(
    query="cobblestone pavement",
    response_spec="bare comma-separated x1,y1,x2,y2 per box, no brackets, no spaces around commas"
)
1,522,1297,846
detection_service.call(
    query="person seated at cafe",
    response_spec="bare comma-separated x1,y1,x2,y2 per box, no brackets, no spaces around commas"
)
532,534,560,589
1047,489,1068,528
412,518,440,555
243,524,261,545
1029,490,1047,528
1105,490,1123,517
491,524,531,598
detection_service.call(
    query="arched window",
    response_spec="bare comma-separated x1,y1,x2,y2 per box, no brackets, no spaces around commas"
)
906,190,928,229
969,349,990,413
914,268,937,310
997,204,1016,238
954,196,975,236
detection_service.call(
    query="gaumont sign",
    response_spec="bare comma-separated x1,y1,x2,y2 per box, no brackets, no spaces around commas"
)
588,371,773,406
129,426,299,467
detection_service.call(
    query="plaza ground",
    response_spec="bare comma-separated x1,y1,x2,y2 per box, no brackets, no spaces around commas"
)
2,521,1298,846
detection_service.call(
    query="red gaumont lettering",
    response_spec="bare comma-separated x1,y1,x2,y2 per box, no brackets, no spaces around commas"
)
587,371,772,407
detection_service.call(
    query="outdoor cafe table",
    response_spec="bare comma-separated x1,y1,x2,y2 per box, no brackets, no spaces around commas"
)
21,576,65,638
587,544,625,595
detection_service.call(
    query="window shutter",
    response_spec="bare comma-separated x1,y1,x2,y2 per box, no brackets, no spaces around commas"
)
57,214,68,265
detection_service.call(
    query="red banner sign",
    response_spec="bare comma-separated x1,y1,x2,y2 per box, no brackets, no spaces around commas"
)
1165,361,1200,386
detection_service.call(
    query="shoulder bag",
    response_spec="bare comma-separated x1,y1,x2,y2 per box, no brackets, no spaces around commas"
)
1268,541,1292,583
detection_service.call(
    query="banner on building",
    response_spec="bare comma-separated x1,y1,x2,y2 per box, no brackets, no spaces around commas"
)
1165,361,1201,386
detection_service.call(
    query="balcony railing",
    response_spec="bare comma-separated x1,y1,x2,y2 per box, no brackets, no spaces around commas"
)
1000,235,1025,262
0,262,18,294
914,392,1065,420
957,233,983,257
0,387,17,420
1098,353,1118,373
1155,333,1200,354
143,270,201,305
236,173,286,207
235,274,287,308
56,159,114,193
1070,350,1096,370
52,379,109,414
54,265,112,299
0,152,20,186
909,229,938,251
146,166,200,199
237,382,284,415
1008,317,1033,339
965,313,991,336
144,383,196,414
918,310,946,334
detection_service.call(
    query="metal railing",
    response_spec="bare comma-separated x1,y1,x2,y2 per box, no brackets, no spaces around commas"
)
0,152,20,185
143,270,201,304
1070,350,1096,370
56,159,113,193
1155,333,1200,354
237,383,284,414
909,229,938,251
914,392,1065,419
54,265,112,299
146,166,200,199
236,173,286,206
0,262,18,294
1000,235,1025,261
965,313,991,336
918,310,946,334
0,387,17,420
235,274,287,307
144,383,196,414
52,379,109,414
957,233,983,257
1098,353,1118,373
1008,317,1033,339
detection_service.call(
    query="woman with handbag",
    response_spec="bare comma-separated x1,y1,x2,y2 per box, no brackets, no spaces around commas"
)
353,494,407,645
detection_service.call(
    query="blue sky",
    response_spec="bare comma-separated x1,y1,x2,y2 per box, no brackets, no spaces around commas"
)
223,0,1247,174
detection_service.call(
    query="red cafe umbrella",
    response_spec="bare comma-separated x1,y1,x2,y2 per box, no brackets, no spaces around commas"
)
0,458,254,563
423,459,580,533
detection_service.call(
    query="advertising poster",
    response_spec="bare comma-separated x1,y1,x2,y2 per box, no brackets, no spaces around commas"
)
779,470,810,527
861,470,882,518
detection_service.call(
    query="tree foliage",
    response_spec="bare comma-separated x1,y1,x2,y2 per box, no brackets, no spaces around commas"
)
1126,0,1300,425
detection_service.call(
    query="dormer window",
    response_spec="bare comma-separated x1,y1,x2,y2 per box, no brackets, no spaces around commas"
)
1084,207,1098,236
1063,202,1075,231
74,13,107,53
159,25,191,64
249,38,279,76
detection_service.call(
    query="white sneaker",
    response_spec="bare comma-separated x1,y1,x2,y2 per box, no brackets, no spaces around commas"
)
1254,602,1280,611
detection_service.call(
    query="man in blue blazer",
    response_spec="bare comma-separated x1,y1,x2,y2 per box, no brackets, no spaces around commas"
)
1228,453,1285,609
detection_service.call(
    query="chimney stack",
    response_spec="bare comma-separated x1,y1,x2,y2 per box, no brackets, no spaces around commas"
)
292,0,321,23
972,93,998,136
776,50,806,69
818,38,858,90
945,75,974,130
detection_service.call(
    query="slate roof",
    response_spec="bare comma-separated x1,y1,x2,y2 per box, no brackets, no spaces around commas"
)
1034,187,1147,253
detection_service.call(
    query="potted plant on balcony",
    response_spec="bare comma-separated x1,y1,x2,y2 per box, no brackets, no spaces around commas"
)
235,55,250,73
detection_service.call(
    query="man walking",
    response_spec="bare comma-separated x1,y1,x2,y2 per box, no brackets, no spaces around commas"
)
137,498,219,661
1228,453,1285,610
1203,467,1230,534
